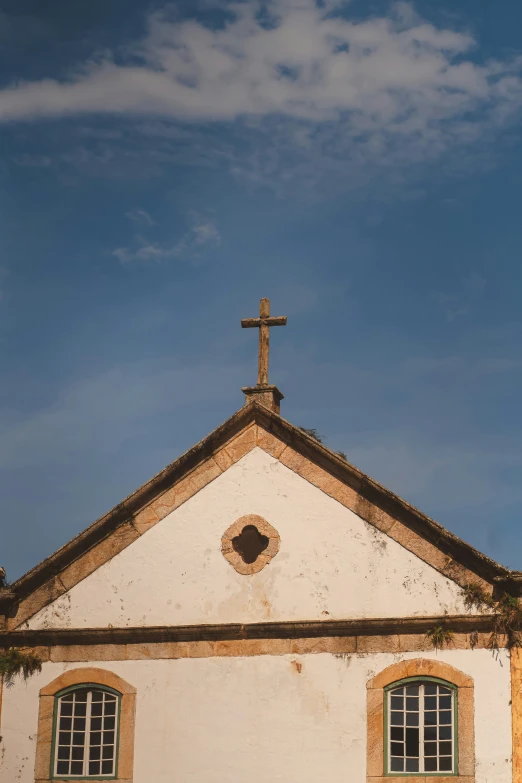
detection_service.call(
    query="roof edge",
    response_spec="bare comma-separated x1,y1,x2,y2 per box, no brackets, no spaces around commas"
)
3,402,519,618
253,406,515,589
7,403,257,604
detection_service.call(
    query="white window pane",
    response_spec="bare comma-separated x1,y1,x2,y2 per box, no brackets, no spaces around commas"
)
387,682,455,774
54,688,118,778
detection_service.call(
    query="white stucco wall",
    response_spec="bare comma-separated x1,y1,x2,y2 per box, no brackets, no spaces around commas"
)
0,649,511,783
27,448,468,630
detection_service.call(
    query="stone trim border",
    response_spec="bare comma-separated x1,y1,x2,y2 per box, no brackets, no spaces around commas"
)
35,667,136,783
0,614,503,663
0,614,497,647
512,647,522,783
5,634,499,663
366,659,475,783
221,514,280,575
4,402,518,631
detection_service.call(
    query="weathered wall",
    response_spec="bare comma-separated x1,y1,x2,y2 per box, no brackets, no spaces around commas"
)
26,449,467,630
0,649,511,783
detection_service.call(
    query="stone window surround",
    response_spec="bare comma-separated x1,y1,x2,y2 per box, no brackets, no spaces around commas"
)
512,647,522,783
221,513,280,575
367,659,475,783
35,667,136,783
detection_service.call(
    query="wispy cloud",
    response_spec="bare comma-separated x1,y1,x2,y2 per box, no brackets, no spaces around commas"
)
112,211,221,263
1,1,522,138
4,2,522,196
436,293,470,322
435,271,488,322
124,207,156,226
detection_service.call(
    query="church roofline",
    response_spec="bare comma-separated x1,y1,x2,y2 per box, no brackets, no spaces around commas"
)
1,402,519,625
2,402,259,610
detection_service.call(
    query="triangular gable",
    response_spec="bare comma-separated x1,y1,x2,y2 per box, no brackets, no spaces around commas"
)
1,402,518,631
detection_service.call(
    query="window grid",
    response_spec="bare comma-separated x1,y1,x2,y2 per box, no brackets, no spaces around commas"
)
386,681,456,775
53,688,119,779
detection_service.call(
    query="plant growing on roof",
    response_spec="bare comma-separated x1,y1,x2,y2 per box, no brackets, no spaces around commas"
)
461,582,495,612
299,427,324,443
0,571,43,684
461,583,522,651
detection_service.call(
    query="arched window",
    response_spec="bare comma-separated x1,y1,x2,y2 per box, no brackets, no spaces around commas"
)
385,677,457,774
366,659,474,782
52,684,120,779
36,667,136,783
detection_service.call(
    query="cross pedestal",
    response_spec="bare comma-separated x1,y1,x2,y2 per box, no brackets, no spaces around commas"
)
241,384,284,414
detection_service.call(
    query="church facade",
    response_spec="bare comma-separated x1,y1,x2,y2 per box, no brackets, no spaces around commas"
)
1,305,522,782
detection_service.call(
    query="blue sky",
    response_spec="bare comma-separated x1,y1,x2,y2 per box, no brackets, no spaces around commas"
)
1,0,522,580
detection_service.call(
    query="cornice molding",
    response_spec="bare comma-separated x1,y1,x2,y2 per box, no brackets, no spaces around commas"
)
0,614,496,648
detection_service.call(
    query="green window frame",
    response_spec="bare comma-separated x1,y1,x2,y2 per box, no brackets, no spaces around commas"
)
50,683,122,781
384,676,458,777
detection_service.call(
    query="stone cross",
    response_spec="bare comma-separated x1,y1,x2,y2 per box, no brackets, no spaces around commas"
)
241,298,287,386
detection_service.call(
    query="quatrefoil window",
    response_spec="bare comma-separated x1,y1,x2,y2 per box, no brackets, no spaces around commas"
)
222,515,280,575
233,525,269,564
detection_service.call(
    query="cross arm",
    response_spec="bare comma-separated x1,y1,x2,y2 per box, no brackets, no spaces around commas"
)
241,316,287,328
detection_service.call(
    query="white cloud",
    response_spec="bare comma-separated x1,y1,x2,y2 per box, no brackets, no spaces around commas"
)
3,1,522,197
112,211,221,263
125,207,156,226
434,270,490,322
0,0,521,138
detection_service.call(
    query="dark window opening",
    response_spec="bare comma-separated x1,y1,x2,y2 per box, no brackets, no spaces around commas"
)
232,525,269,564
